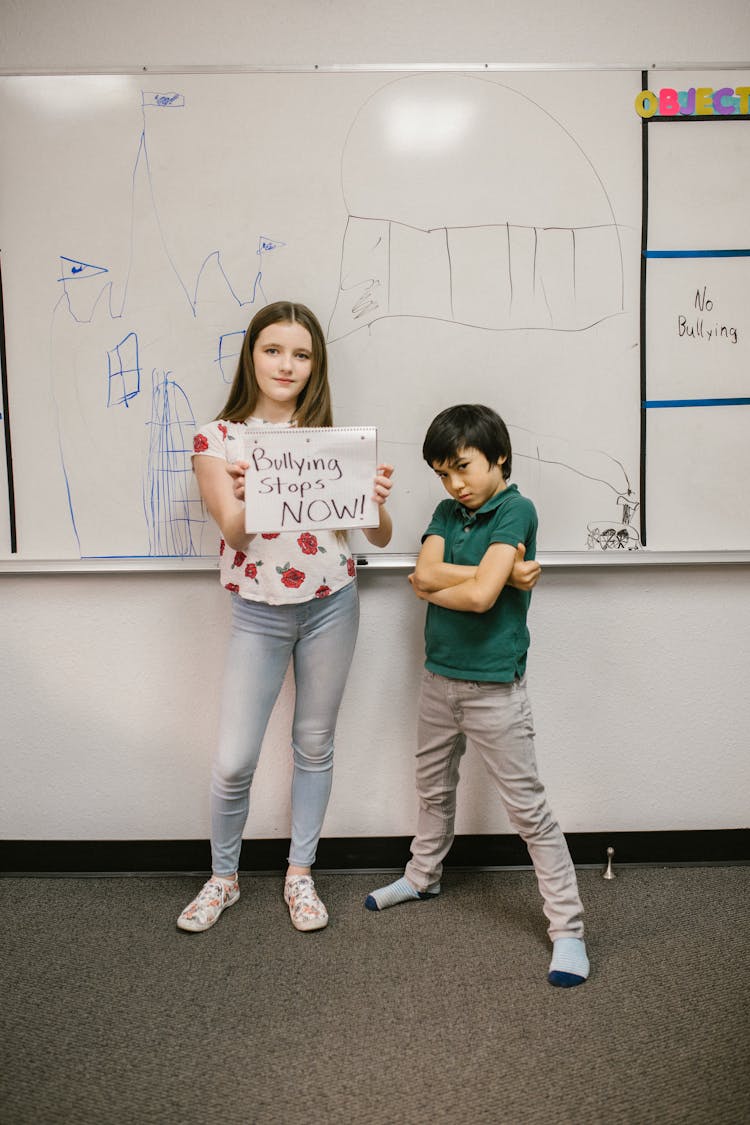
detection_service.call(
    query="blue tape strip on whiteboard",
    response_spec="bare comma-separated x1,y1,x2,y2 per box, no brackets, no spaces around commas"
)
643,397,750,408
644,249,750,258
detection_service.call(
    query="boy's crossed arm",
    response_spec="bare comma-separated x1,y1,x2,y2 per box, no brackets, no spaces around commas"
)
409,536,540,611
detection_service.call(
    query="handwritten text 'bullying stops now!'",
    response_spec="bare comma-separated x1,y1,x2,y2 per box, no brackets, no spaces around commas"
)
242,427,379,534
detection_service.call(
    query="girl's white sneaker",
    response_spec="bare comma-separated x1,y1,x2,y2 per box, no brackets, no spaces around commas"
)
177,876,240,932
284,875,328,932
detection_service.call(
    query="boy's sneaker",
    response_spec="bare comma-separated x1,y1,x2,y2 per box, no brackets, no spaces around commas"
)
177,876,240,932
284,874,328,932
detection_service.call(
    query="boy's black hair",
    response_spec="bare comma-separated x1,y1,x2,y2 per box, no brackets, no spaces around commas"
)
422,404,512,480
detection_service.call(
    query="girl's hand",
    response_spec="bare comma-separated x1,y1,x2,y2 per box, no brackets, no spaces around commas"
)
362,464,394,548
372,464,394,506
226,460,250,503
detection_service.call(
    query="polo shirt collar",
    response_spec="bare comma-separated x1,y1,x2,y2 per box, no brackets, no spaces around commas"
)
457,483,517,525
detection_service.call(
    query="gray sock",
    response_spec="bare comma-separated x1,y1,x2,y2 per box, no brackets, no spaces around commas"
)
364,876,440,911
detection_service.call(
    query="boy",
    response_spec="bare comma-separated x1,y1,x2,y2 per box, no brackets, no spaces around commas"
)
366,404,589,987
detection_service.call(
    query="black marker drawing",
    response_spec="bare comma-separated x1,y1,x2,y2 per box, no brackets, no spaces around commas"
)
328,75,625,342
327,74,637,550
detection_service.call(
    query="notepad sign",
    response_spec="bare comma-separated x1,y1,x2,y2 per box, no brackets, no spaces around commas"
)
243,427,379,533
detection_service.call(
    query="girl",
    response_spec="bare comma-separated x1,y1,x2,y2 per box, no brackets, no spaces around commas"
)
178,301,393,934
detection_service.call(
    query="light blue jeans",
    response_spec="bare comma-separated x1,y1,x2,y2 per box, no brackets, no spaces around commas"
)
210,581,359,875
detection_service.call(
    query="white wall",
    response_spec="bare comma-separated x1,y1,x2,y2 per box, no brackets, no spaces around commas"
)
2,0,748,71
2,1,749,842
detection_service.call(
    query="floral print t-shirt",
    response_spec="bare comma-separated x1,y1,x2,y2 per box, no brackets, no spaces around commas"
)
193,418,357,605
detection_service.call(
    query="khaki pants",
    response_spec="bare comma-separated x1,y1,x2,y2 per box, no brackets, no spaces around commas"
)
405,670,584,941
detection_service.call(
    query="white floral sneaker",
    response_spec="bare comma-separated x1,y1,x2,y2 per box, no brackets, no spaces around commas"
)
284,874,328,932
177,876,240,932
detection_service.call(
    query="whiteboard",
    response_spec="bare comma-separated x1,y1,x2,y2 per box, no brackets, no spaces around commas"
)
642,70,750,550
0,68,744,565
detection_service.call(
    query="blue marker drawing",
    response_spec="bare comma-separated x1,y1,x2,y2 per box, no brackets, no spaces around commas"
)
190,249,268,312
48,85,292,558
211,241,282,382
107,333,141,408
217,331,245,383
142,92,186,109
143,370,206,557
258,236,286,254
58,255,109,283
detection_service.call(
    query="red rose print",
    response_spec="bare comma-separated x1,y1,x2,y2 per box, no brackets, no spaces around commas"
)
233,550,247,569
193,433,209,453
244,562,258,580
219,539,226,555
298,532,318,556
218,423,227,440
262,533,280,540
279,567,305,589
315,585,332,598
225,582,240,593
346,557,356,577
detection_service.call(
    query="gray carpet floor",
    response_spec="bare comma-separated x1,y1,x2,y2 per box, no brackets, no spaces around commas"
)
2,866,749,1125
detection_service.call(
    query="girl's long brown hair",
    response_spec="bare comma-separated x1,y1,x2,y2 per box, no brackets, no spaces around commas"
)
217,301,332,427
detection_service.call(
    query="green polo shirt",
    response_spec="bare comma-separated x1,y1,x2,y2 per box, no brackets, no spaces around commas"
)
422,483,538,683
